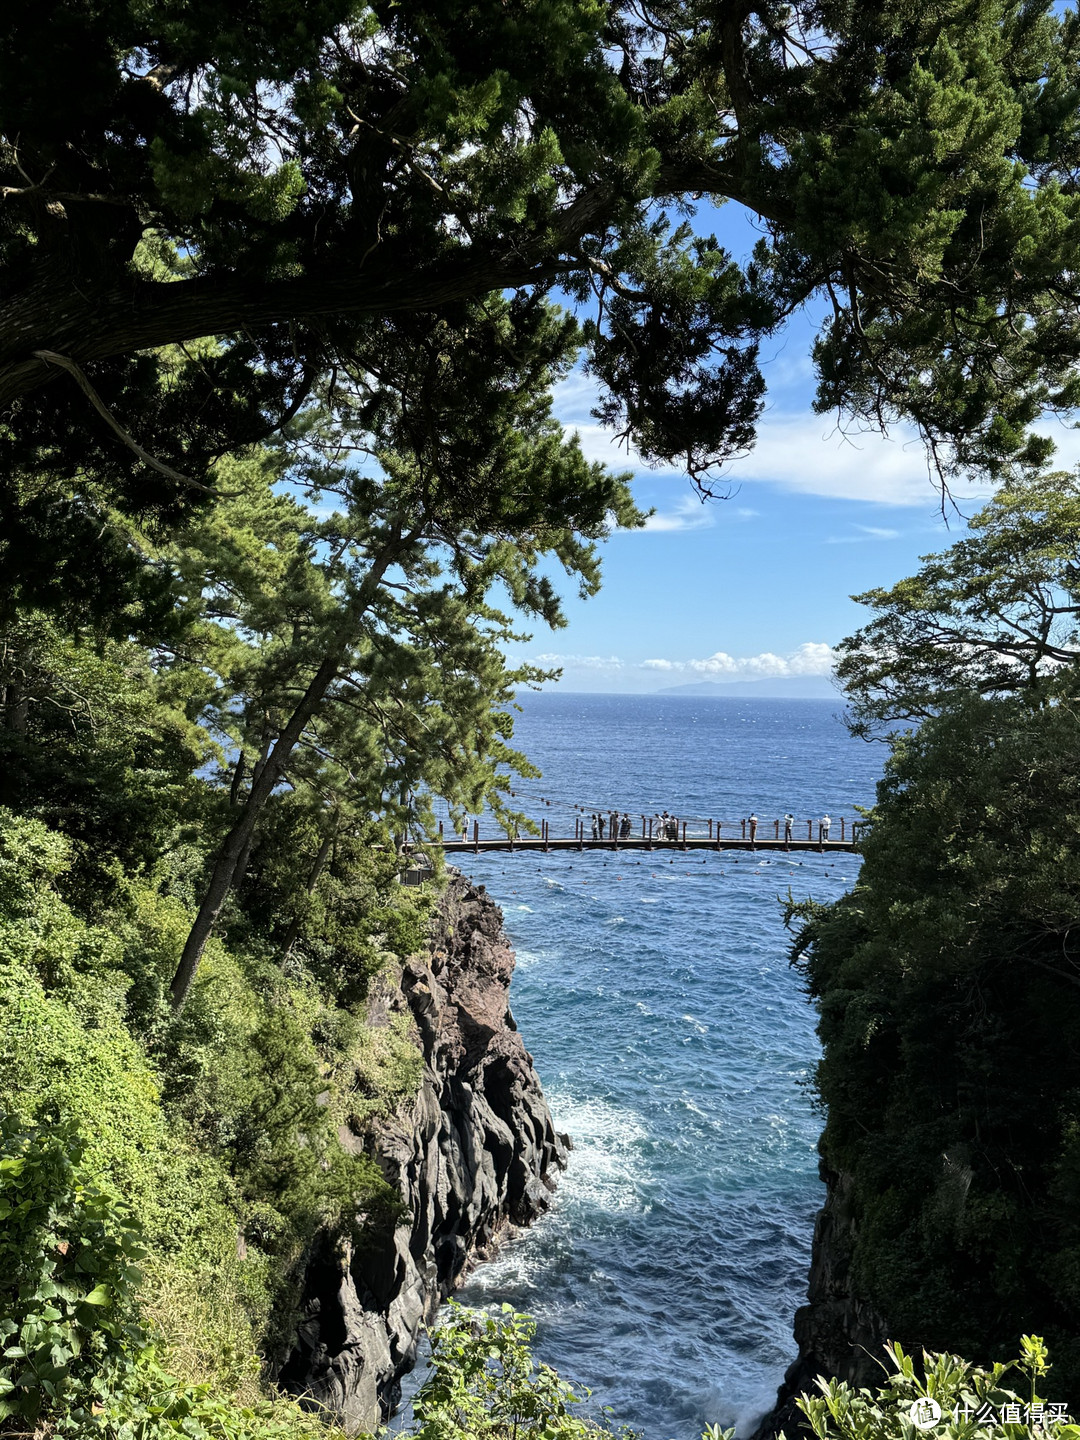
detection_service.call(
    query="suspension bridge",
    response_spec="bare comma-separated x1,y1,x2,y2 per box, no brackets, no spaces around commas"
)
408,810,860,857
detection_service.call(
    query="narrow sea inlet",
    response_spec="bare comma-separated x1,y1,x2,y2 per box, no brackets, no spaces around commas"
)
435,694,884,1439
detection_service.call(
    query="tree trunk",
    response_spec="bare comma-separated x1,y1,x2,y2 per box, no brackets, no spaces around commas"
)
169,530,415,1011
228,750,247,805
4,682,28,733
0,250,562,411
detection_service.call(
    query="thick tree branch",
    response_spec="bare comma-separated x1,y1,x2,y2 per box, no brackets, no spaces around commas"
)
32,349,218,493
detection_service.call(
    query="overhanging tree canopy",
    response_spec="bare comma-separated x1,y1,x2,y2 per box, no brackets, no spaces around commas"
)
836,470,1080,729
5,0,1080,503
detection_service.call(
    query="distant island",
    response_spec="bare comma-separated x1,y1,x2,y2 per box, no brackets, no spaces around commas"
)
656,675,840,699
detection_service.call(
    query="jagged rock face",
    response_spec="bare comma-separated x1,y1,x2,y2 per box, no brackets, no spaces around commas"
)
754,1166,888,1440
278,874,570,1434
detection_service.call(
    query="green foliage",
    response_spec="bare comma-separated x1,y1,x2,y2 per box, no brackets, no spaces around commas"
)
9,0,1080,509
0,613,210,881
344,1003,425,1127
0,1116,345,1440
0,1119,144,1423
792,1336,1075,1440
790,468,1080,1387
793,680,1080,1387
237,802,434,1009
835,471,1080,730
409,1303,625,1440
0,803,416,1423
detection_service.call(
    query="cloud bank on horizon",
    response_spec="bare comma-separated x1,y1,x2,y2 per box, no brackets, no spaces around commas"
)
641,641,835,676
529,641,836,688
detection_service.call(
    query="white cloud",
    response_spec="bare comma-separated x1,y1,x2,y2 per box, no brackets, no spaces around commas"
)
826,524,901,544
640,496,716,532
554,369,997,508
531,652,624,670
642,641,836,679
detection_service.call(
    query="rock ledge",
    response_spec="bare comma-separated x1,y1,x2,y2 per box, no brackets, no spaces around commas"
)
278,873,568,1433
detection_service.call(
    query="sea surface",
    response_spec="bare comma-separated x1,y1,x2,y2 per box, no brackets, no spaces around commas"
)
409,693,884,1440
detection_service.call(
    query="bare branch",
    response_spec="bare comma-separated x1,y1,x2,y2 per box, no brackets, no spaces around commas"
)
32,349,222,495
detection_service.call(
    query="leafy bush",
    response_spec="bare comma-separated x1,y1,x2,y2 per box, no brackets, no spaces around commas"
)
790,690,1080,1390
0,806,409,1396
0,1116,347,1440
0,1118,144,1425
409,1303,627,1440
791,1335,1077,1440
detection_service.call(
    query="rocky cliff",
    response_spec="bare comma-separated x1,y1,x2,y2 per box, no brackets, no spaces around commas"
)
278,872,569,1434
754,1164,888,1440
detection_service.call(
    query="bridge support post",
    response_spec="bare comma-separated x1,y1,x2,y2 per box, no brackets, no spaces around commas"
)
741,818,746,840
438,820,444,839
647,818,653,850
807,820,812,841
681,821,687,851
473,821,479,854
774,819,779,840
708,819,713,838
841,817,845,841
715,823,720,852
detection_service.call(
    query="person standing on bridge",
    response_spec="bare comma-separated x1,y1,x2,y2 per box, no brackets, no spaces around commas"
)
620,813,631,839
821,814,831,842
784,813,794,846
748,813,758,845
590,814,599,840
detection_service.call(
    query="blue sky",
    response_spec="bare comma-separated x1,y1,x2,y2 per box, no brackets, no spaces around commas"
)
509,201,1080,694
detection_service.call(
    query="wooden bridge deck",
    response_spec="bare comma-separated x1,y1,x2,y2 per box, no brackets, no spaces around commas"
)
413,836,856,856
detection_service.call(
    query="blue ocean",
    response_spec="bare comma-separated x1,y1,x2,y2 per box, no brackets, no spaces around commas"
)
418,693,885,1440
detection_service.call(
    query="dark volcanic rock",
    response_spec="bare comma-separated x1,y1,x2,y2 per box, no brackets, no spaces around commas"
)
279,873,569,1434
753,1165,888,1440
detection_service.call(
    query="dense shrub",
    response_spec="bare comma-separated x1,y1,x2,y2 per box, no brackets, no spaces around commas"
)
0,1118,345,1439
792,1336,1073,1440
0,1119,144,1425
791,691,1080,1391
0,805,421,1429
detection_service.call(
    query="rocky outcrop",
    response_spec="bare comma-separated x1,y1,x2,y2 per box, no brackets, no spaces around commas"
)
754,1165,889,1440
278,873,569,1434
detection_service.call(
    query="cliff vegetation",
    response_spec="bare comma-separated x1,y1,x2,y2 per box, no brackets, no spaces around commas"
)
790,472,1080,1398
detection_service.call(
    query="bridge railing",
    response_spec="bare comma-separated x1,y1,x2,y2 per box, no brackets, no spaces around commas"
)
431,814,862,847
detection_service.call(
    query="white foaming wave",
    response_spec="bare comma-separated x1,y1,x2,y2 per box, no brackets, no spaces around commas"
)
546,1093,652,1214
460,1243,550,1294
604,915,626,925
516,904,534,912
734,1384,792,1438
513,948,544,968
639,897,660,903
682,1014,709,1034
